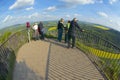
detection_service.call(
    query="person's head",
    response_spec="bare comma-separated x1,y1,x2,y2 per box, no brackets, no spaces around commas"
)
60,18,64,23
26,22,30,25
35,22,38,25
73,18,78,22
26,22,30,27
26,22,29,24
39,21,42,23
68,20,71,23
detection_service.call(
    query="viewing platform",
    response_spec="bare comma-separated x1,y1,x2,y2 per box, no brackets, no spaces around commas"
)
13,39,104,80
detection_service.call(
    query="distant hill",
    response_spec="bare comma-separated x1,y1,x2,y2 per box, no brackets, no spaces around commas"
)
0,21,120,47
0,24,26,35
78,21,120,47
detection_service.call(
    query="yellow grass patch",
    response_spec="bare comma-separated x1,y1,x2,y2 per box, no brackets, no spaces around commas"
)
77,43,120,59
48,27,57,31
94,25,110,30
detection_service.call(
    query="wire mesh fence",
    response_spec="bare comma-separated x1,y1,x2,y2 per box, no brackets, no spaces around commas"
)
0,29,29,80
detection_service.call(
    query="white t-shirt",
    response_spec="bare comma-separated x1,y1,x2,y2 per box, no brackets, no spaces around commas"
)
32,24,38,30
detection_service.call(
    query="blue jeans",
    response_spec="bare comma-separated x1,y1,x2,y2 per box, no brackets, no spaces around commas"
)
58,29,63,42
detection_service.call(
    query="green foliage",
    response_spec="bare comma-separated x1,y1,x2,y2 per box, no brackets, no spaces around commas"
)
0,21,120,80
45,34,57,39
76,41,120,80
47,22,120,80
0,32,12,43
78,21,120,47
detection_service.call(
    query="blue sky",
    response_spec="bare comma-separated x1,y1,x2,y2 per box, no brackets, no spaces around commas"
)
0,0,120,31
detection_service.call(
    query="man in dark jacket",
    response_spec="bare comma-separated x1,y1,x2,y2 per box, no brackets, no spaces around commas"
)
57,18,64,42
38,22,44,40
68,18,83,48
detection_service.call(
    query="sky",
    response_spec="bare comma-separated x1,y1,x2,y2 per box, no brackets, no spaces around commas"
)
0,0,120,31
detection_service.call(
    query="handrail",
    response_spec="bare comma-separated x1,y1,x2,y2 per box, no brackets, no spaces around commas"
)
0,29,29,80
0,26,120,80
82,30,120,50
0,29,26,47
76,29,120,80
47,27,120,80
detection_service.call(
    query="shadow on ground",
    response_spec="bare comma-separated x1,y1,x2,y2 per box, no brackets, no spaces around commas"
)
13,61,44,80
44,39,68,48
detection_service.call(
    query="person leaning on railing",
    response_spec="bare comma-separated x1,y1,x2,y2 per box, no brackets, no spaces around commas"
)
68,18,84,48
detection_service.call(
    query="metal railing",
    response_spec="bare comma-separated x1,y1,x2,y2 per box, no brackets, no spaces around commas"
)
0,29,29,80
0,26,119,80
47,27,120,80
76,30,120,80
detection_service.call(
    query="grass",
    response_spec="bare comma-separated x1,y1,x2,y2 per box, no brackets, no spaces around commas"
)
45,26,120,80
48,27,57,31
76,41,120,80
0,32,12,43
48,27,120,59
94,25,110,30
76,42,120,59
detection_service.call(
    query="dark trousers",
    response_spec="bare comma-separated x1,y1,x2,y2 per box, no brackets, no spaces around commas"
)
65,32,68,43
68,34,75,48
40,31,44,40
58,29,63,42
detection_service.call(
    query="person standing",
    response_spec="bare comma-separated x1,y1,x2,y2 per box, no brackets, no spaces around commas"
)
57,18,64,42
64,20,70,43
68,18,84,48
26,22,31,42
38,22,45,40
32,23,39,40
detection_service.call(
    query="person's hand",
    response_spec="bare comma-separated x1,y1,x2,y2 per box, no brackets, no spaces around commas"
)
81,30,85,32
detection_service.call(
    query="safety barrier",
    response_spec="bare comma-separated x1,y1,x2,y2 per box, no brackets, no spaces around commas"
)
47,27,120,80
76,30,120,80
0,29,28,80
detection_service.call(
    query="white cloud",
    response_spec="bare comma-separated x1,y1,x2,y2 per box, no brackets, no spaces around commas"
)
26,7,34,11
9,0,34,10
60,0,96,5
29,12,59,20
74,13,81,17
97,12,108,18
117,22,120,26
3,15,13,23
80,14,120,31
109,0,118,4
109,20,113,22
28,12,41,19
1,12,120,32
65,15,70,18
45,6,57,11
